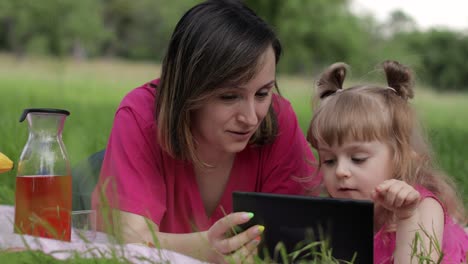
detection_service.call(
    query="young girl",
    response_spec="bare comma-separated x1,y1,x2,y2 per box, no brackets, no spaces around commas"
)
307,60,468,263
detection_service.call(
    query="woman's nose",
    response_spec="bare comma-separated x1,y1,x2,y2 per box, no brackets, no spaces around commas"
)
237,100,258,126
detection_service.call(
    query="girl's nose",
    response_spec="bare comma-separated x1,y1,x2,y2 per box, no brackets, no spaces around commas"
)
335,160,351,179
237,100,258,126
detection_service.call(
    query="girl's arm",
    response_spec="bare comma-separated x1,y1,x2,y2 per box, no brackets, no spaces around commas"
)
372,179,444,263
394,198,444,263
114,210,263,263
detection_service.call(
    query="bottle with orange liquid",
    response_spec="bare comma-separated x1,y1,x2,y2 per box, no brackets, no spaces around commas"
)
14,108,72,241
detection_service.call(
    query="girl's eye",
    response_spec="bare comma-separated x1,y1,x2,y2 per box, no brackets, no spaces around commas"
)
352,157,367,164
322,159,336,166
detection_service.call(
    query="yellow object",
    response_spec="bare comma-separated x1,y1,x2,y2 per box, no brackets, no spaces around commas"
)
0,152,14,173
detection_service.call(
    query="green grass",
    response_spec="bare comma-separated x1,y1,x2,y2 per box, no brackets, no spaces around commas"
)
0,53,467,263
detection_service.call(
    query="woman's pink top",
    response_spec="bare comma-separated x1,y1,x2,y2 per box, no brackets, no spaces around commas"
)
91,79,320,233
374,186,468,264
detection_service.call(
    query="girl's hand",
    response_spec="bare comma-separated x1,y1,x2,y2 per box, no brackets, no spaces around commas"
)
371,179,420,220
206,212,264,264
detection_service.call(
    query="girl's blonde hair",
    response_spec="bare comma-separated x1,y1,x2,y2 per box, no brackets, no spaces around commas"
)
307,60,466,225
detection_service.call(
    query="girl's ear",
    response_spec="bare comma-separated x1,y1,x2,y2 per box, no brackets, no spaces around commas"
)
316,62,348,99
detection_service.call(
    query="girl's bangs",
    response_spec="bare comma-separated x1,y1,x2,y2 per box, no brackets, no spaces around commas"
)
312,95,390,147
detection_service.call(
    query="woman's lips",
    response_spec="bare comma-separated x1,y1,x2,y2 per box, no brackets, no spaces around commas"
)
227,130,252,140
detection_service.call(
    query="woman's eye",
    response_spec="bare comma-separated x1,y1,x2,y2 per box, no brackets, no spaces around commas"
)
219,94,239,101
352,157,367,164
256,91,269,98
256,88,271,98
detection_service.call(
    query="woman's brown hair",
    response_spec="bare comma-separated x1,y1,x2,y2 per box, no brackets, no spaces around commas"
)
155,0,282,166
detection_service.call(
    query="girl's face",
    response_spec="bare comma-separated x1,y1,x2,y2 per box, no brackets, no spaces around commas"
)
318,140,394,201
191,46,276,157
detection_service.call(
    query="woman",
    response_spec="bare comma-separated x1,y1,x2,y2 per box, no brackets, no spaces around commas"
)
92,0,320,262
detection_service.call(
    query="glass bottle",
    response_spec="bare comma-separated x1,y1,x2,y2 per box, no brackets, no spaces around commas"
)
14,108,72,241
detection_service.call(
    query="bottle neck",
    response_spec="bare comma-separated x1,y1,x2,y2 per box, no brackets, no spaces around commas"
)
27,113,66,137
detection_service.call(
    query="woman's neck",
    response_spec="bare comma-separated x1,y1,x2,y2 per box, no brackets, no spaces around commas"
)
194,145,235,168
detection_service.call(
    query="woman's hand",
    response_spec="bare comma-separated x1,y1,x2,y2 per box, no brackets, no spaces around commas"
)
206,212,264,264
113,210,264,262
371,179,420,220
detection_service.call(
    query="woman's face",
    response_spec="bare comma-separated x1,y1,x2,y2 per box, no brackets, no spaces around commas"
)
191,46,276,157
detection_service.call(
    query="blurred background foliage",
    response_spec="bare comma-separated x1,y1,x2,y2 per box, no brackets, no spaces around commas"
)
0,0,468,91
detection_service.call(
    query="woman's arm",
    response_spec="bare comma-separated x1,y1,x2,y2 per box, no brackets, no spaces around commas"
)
115,210,263,263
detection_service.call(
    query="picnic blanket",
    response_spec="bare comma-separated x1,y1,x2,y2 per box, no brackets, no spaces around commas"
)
0,205,207,263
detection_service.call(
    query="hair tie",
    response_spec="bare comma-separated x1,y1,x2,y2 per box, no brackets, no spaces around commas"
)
320,88,343,99
387,86,397,93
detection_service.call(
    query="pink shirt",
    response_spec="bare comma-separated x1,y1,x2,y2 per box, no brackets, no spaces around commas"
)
92,79,320,233
374,186,468,264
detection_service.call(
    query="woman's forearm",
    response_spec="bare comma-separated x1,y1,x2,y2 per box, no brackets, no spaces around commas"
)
123,225,217,261
157,231,217,262
115,210,217,262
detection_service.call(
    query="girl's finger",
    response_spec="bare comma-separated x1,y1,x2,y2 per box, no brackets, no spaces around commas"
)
405,190,421,205
394,186,412,207
384,182,404,206
376,179,397,193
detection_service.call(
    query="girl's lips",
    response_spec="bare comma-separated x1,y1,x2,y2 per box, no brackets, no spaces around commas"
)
338,188,357,191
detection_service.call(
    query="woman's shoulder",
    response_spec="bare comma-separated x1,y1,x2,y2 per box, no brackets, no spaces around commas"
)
117,79,159,122
271,94,297,126
272,94,292,113
119,79,158,108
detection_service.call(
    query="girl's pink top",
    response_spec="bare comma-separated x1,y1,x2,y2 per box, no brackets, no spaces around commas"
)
374,186,468,264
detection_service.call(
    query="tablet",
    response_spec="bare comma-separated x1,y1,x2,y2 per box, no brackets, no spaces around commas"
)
232,191,373,263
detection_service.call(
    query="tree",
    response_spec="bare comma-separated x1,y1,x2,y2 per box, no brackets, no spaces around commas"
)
246,0,374,74
382,10,417,37
416,30,468,91
0,0,106,58
100,0,198,60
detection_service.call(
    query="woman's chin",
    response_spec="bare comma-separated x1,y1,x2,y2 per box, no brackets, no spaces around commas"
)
224,142,250,154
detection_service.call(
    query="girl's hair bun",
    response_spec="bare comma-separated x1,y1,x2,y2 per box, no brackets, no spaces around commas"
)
316,62,348,99
382,60,414,100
